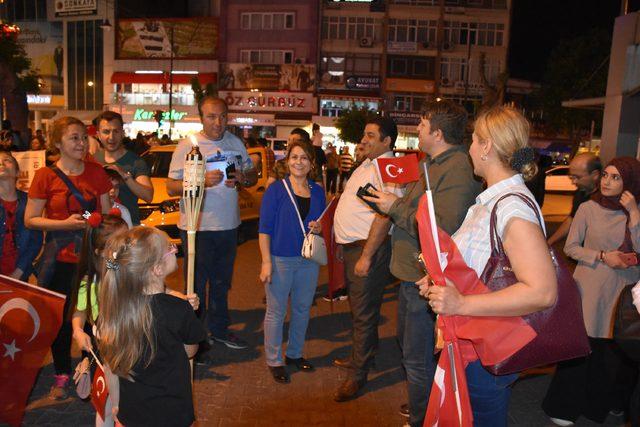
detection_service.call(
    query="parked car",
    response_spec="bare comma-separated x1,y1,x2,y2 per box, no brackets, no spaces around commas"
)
138,144,269,244
545,165,577,192
265,138,287,160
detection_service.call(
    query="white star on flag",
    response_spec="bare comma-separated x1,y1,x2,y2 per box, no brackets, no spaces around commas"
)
3,339,20,361
398,168,404,173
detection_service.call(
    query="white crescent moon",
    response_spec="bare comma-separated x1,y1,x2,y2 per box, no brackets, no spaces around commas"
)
0,298,41,342
96,376,106,396
385,164,399,178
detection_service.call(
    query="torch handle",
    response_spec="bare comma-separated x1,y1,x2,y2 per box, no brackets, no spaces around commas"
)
186,230,197,296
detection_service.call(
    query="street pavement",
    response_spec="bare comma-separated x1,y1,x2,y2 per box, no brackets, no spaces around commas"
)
4,194,630,426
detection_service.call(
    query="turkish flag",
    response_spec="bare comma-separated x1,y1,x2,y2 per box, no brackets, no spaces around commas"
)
415,195,536,426
319,196,345,298
376,154,421,184
0,275,65,427
91,364,109,421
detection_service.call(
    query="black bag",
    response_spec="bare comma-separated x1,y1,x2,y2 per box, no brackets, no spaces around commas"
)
614,284,640,362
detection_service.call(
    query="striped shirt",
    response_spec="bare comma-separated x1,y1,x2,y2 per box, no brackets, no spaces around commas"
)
452,174,546,277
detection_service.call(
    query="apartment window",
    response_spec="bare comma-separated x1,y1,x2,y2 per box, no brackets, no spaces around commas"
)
388,19,438,43
388,56,435,79
240,12,295,30
392,93,427,112
321,54,380,75
468,56,501,85
476,22,504,46
322,16,379,41
240,49,294,64
0,0,47,21
67,20,103,111
440,57,468,83
444,21,504,47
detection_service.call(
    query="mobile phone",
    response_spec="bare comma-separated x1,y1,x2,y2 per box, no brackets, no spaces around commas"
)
225,162,236,179
356,183,385,215
621,252,638,266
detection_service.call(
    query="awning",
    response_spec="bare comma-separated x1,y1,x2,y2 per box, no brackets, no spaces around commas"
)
110,72,217,85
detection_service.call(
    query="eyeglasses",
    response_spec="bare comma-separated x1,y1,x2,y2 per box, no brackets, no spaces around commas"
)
163,243,178,259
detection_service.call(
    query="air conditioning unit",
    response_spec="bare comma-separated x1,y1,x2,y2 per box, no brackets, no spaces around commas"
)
422,41,433,49
441,78,452,87
359,36,374,48
442,42,454,51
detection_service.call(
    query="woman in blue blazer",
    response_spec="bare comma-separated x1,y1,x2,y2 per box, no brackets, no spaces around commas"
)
258,140,326,384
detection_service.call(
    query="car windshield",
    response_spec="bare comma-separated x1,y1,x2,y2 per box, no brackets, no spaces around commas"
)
142,151,172,178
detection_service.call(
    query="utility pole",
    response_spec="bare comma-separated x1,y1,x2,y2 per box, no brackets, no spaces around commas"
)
168,26,174,140
434,0,445,98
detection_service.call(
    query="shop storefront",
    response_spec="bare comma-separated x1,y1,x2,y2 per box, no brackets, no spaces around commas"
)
109,104,201,139
388,111,420,150
220,90,318,139
108,71,217,139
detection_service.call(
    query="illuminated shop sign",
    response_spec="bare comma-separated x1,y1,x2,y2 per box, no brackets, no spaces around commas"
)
133,108,188,121
221,91,317,114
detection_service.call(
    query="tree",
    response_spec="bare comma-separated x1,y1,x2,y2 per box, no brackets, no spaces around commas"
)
479,52,509,111
190,77,217,105
334,105,378,144
0,23,40,147
538,29,610,139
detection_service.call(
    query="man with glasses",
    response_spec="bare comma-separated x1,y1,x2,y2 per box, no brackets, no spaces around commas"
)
547,153,602,246
93,111,154,225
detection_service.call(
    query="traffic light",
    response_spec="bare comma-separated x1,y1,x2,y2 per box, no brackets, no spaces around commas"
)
154,110,164,126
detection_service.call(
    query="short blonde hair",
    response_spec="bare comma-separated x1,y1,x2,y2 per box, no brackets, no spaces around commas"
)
474,106,537,181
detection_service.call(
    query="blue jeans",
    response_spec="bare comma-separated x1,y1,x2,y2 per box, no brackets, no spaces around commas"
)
180,229,237,338
465,360,518,427
397,282,437,427
264,256,319,367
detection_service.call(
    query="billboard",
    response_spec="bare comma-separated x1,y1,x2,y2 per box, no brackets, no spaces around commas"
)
16,21,64,97
219,64,316,92
116,18,218,59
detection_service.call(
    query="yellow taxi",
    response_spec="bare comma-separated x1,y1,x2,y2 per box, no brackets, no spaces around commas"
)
138,144,269,244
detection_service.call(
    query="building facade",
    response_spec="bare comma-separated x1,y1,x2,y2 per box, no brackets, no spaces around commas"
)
319,0,511,149
219,0,319,139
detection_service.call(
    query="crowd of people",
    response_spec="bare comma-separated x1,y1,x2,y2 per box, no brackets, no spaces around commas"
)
1,95,639,427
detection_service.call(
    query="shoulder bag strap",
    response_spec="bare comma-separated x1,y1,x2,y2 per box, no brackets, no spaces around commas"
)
488,192,544,256
50,166,93,213
282,178,307,235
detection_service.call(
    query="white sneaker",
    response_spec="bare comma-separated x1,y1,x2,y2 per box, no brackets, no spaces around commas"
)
549,417,574,426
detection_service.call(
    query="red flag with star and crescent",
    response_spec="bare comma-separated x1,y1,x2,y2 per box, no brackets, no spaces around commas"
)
0,275,65,427
91,364,109,421
319,196,345,298
375,154,421,184
415,194,537,426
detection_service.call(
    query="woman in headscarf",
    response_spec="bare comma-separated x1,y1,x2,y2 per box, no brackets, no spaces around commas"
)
543,156,640,426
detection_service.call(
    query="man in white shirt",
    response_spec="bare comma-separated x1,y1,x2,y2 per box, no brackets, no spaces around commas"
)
332,117,404,402
167,96,257,351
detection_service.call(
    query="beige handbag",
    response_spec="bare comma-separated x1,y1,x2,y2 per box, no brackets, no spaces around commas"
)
283,180,327,265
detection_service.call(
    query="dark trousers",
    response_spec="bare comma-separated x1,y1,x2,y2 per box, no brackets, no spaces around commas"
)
45,261,77,375
397,282,437,427
342,239,392,380
326,168,339,194
542,337,638,423
180,229,237,338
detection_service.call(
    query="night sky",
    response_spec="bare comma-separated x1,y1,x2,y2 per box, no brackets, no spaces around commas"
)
508,0,639,82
